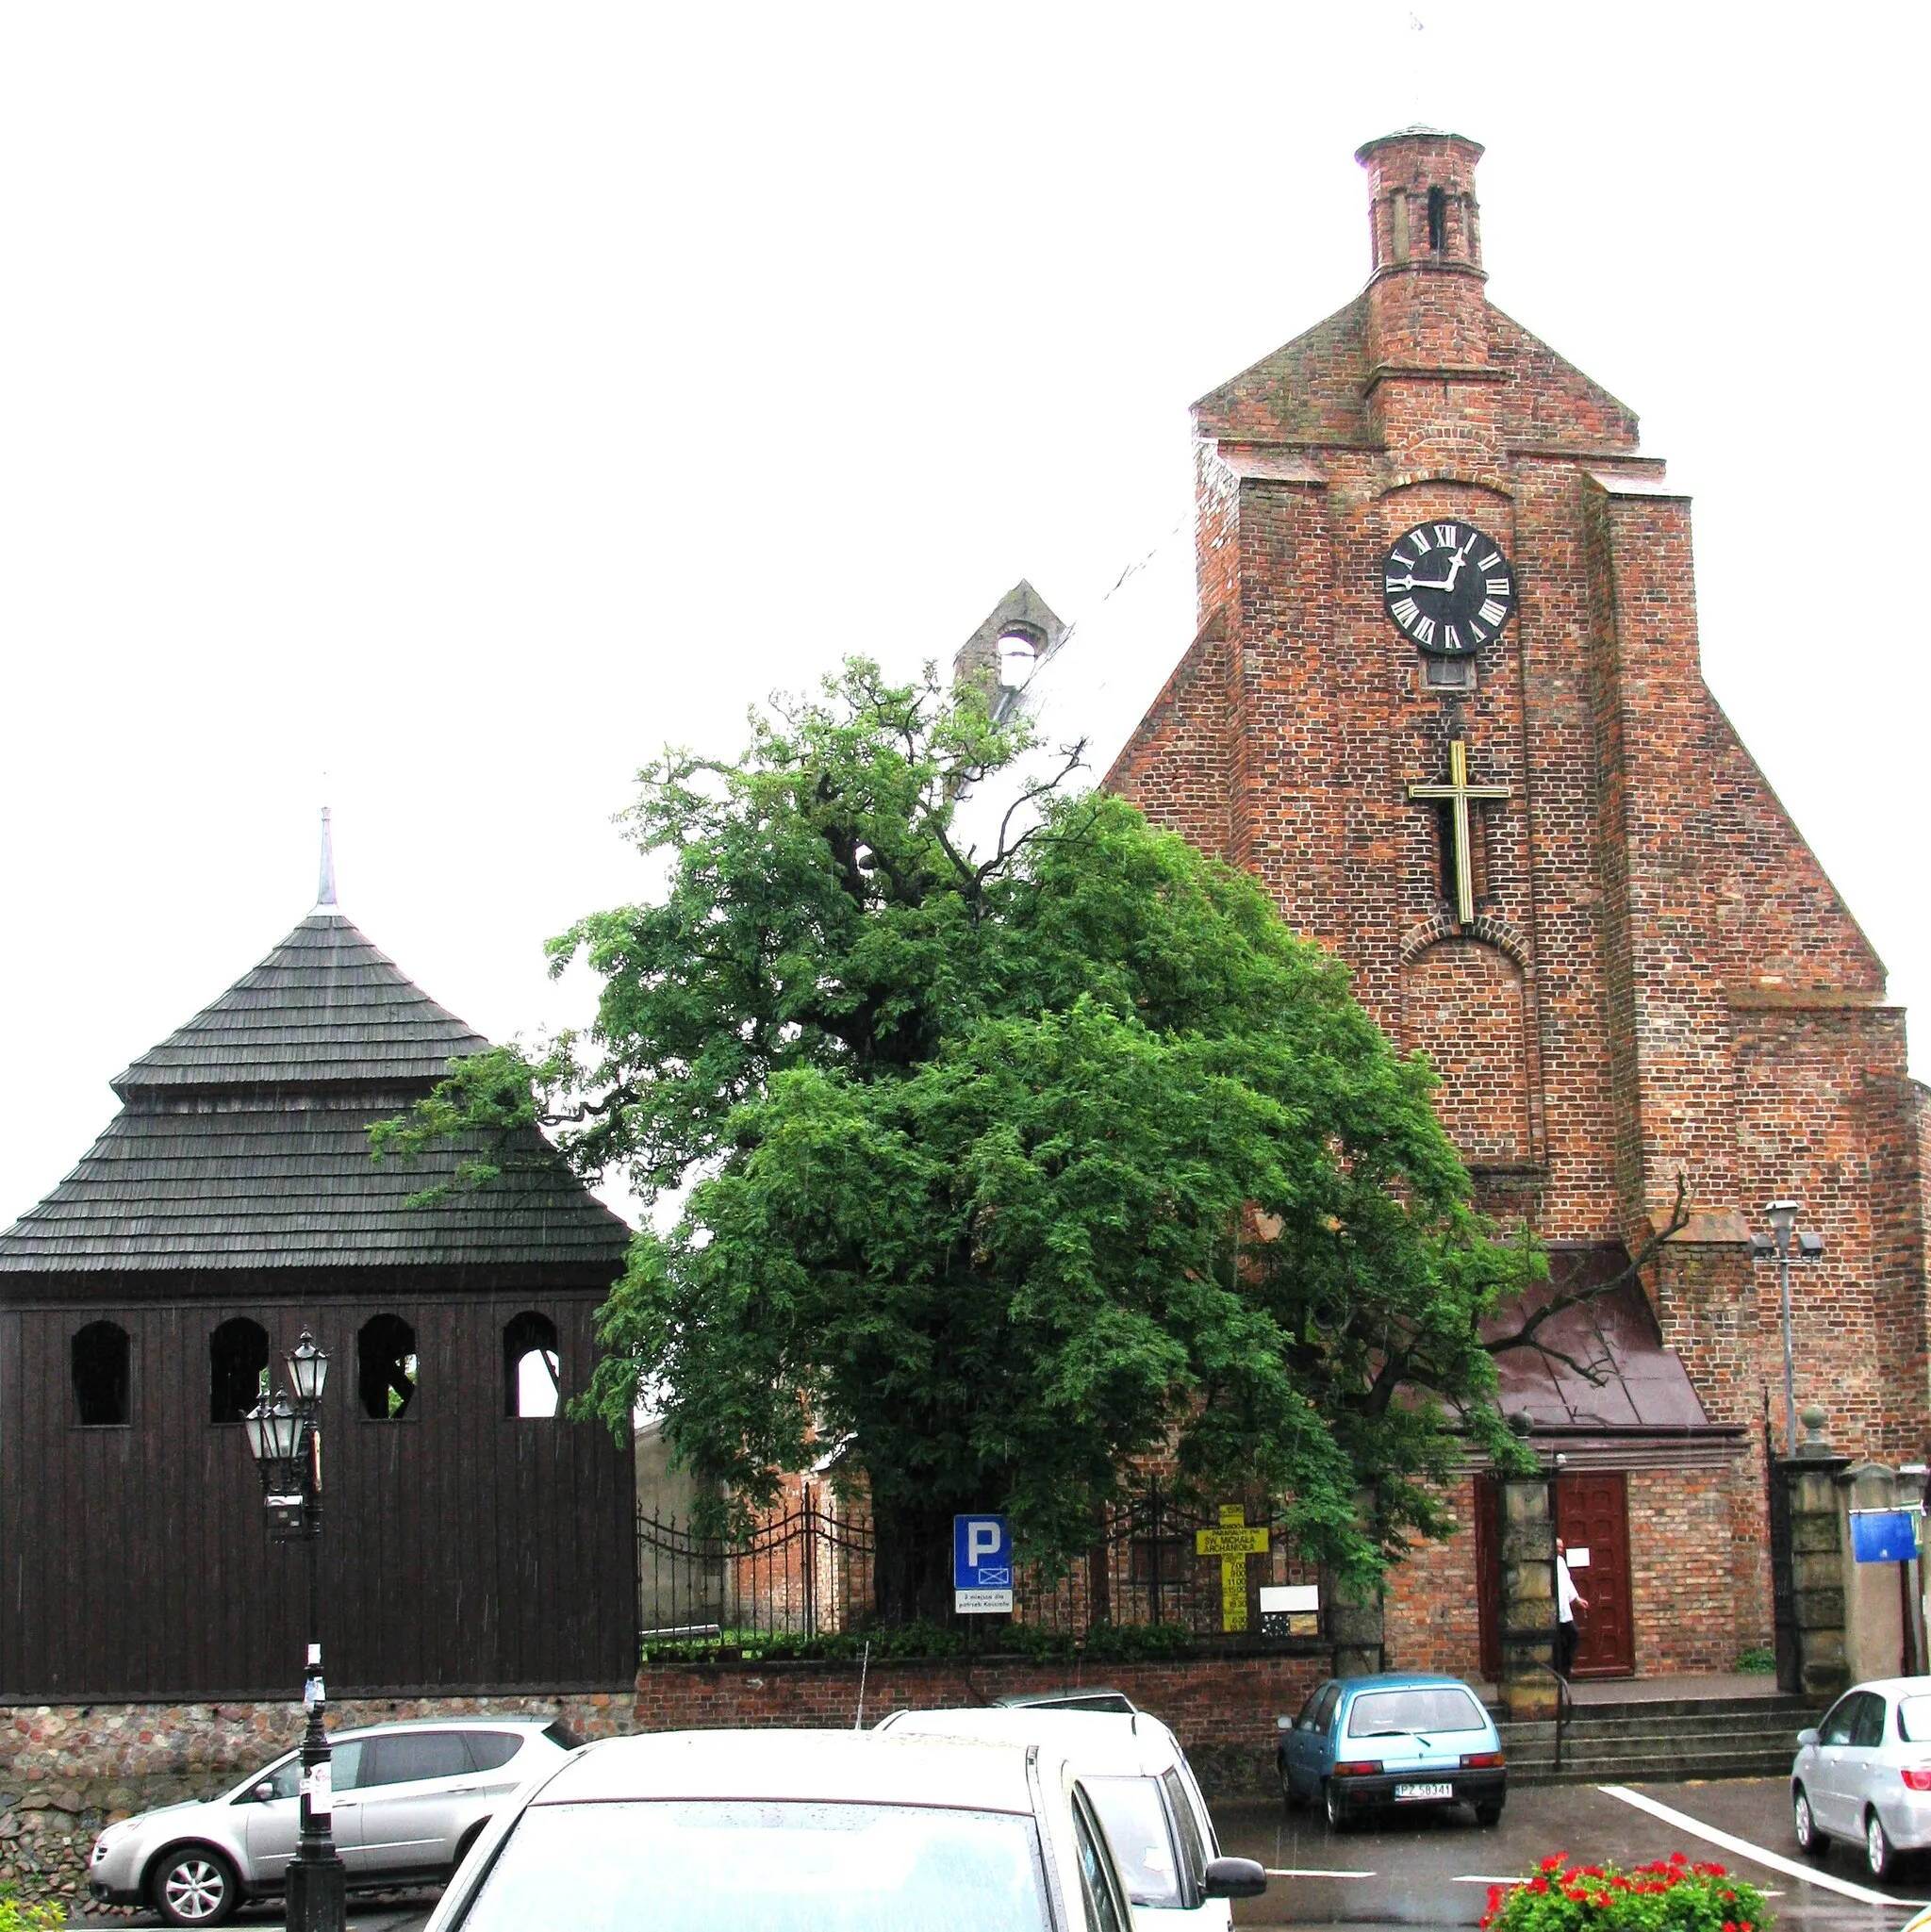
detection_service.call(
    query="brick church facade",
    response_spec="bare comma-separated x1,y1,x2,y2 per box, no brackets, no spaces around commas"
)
1042,130,1930,1679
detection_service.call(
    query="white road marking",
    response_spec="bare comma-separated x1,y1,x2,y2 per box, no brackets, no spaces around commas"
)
1263,1866,1377,1878
1597,1783,1924,1911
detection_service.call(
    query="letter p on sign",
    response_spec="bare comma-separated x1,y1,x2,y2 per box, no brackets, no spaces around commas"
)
969,1522,1001,1566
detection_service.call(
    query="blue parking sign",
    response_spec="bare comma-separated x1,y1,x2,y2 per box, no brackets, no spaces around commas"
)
953,1514,1013,1613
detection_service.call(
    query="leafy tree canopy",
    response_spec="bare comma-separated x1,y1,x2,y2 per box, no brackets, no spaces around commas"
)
378,659,1542,1617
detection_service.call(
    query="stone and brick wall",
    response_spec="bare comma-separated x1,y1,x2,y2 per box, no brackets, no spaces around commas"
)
0,1651,1326,1858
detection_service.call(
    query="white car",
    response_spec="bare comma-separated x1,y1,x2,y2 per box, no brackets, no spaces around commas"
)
876,1704,1263,1930
1791,1675,1931,1878
87,1717,573,1925
421,1726,1149,1932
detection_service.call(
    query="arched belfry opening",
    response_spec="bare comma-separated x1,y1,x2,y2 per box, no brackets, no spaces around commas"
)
72,1321,130,1427
951,580,1066,721
209,1316,270,1425
358,1313,419,1420
504,1311,561,1418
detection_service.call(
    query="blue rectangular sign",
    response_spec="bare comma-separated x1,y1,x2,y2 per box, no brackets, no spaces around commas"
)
1850,1509,1920,1564
953,1513,1013,1610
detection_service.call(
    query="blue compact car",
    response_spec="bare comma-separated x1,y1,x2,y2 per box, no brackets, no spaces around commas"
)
1277,1674,1507,1830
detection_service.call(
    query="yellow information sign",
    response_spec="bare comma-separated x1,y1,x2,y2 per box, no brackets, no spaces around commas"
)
1198,1505,1268,1632
1194,1527,1270,1557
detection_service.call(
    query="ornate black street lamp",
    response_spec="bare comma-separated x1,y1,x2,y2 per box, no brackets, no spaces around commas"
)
242,1330,346,1932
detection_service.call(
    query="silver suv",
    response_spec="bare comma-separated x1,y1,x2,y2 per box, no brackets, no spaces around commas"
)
88,1717,575,1925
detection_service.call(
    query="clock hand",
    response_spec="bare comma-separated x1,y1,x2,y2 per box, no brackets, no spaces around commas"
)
1389,572,1459,592
1441,536,1477,591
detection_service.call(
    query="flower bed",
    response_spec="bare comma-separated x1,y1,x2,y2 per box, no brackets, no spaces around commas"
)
1482,1853,1770,1931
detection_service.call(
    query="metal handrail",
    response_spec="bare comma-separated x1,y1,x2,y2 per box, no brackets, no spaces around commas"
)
1499,1652,1573,1775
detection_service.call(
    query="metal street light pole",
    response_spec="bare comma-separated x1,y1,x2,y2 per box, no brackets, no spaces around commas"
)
1752,1200,1824,1458
244,1332,346,1932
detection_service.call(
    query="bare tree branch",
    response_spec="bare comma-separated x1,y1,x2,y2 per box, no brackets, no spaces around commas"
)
1483,1173,1692,1358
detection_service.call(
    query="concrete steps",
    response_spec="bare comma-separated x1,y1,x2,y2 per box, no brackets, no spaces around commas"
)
1497,1692,1817,1786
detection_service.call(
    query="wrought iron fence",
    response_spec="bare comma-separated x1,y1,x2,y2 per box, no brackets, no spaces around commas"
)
1011,1480,1324,1640
637,1489,875,1642
637,1478,1324,1644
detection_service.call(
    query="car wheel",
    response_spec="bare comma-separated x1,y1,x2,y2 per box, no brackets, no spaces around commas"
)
1793,1785,1825,1857
1279,1757,1303,1809
1474,1800,1504,1828
1867,1809,1895,1880
1323,1779,1348,1832
151,1845,239,1927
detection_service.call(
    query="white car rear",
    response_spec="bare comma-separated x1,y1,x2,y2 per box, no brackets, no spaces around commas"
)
1791,1675,1931,1879
421,1727,1142,1932
876,1704,1263,1931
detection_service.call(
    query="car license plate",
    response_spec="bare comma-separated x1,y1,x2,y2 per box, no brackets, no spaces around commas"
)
1394,1781,1454,1801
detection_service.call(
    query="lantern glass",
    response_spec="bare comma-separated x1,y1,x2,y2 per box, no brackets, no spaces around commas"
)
242,1401,271,1465
1765,1199,1799,1246
287,1330,328,1404
262,1392,302,1461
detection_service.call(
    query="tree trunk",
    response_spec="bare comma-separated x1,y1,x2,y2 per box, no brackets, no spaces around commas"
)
870,1496,968,1627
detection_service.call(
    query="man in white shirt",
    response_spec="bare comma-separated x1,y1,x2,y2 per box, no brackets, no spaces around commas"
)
1555,1537,1589,1677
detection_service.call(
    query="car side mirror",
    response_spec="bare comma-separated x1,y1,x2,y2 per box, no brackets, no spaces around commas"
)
1797,1728,1819,1748
1276,1716,1292,1730
252,1783,275,1804
1203,1857,1268,1900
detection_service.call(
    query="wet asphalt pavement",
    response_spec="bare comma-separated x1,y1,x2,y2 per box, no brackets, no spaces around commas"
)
1216,1777,1927,1930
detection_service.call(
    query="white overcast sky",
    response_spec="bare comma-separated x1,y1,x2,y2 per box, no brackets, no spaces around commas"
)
3,4,1925,1230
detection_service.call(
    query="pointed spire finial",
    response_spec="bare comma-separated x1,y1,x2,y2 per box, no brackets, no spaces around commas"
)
317,807,338,908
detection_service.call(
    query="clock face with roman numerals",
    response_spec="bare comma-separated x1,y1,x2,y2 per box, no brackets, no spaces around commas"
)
1381,520,1515,656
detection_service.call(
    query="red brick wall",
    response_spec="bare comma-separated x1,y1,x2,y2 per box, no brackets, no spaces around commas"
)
1402,940,1530,1162
1626,1467,1757,1675
1381,1479,1482,1678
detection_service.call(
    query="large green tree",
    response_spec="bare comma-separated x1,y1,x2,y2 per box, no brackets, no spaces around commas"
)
380,660,1544,1620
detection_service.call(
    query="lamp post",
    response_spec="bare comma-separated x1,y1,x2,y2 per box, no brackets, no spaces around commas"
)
1751,1200,1825,1458
242,1331,346,1932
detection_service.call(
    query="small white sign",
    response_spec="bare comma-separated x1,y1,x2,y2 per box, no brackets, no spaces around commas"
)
954,1588,1014,1614
303,1761,332,1817
1566,1547,1591,1569
1259,1585,1320,1613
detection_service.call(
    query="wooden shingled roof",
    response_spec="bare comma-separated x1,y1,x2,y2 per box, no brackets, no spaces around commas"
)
0,910,633,1279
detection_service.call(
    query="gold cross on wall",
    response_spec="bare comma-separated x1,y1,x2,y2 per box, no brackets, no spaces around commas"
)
1406,738,1511,927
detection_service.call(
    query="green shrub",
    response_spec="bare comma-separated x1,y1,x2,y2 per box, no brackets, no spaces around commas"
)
1736,1645,1776,1675
0,1894,66,1932
1483,1854,1770,1932
639,1619,1199,1667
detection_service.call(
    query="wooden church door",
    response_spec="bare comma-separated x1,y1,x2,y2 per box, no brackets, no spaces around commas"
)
1473,1472,1633,1681
1556,1473,1634,1677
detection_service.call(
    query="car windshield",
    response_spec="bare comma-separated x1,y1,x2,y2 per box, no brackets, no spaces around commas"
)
1084,1777,1180,1907
1900,1696,1931,1742
454,1799,1050,1932
1346,1688,1487,1739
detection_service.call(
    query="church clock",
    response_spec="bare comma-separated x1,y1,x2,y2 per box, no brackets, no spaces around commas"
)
1382,521,1515,656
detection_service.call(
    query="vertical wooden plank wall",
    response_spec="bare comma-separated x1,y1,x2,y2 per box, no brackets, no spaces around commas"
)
0,1287,635,1699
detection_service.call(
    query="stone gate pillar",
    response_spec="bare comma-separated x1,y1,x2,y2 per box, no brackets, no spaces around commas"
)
1780,1404,1851,1701
1498,1449,1557,1722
